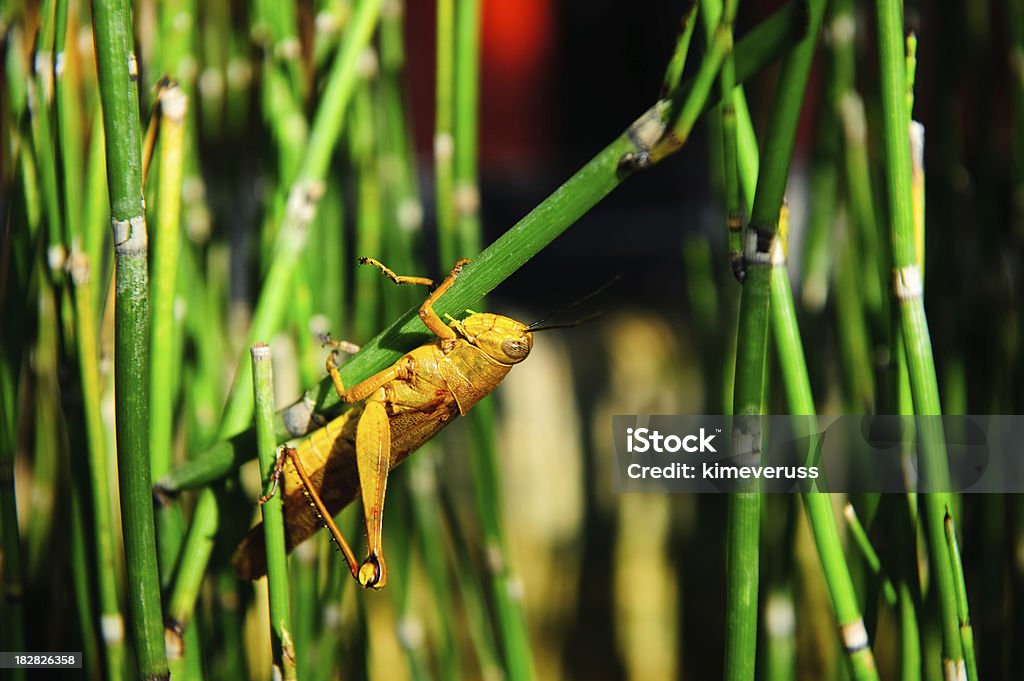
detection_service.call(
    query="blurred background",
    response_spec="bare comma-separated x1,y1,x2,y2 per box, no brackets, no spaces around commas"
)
3,0,1024,679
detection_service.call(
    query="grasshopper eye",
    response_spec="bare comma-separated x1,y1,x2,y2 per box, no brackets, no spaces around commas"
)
501,337,530,360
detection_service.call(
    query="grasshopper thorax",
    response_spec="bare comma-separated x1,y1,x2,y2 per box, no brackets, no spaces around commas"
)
453,313,533,365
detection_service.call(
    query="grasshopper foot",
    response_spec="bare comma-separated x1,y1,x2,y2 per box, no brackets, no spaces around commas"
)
358,554,387,590
319,332,360,354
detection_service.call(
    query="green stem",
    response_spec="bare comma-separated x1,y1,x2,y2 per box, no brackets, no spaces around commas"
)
843,503,897,606
252,343,297,681
150,85,187,586
662,2,700,94
873,2,964,675
91,0,168,677
726,2,826,679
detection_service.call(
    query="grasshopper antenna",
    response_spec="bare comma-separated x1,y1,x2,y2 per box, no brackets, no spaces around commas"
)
529,312,604,332
528,274,621,330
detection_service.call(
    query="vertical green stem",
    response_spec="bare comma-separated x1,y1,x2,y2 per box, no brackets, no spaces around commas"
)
252,343,297,681
726,2,826,680
873,3,964,677
91,0,168,677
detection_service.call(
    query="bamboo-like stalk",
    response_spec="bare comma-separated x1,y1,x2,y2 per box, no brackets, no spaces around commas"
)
872,4,965,678
251,343,298,681
725,1,826,679
158,0,817,493
91,0,168,677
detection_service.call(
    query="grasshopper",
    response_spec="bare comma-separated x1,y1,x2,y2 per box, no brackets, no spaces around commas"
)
232,258,534,589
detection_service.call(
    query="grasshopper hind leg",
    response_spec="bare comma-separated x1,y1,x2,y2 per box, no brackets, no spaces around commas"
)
274,445,363,582
354,399,392,589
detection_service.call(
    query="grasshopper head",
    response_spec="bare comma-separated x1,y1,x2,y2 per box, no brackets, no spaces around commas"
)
456,313,533,365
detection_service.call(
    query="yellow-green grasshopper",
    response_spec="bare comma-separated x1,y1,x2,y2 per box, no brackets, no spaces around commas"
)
232,258,534,588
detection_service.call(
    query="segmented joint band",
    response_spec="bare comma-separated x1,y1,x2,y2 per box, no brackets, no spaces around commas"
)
942,658,967,681
68,251,90,285
286,180,327,228
101,613,125,644
356,47,379,79
769,235,787,266
892,265,923,301
726,213,743,232
397,615,426,650
397,198,423,232
434,131,454,162
619,104,668,170
454,182,480,218
112,215,148,255
160,85,188,122
731,417,761,468
743,225,775,266
164,620,185,660
839,618,869,653
910,121,925,172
